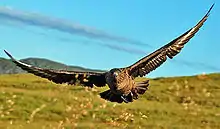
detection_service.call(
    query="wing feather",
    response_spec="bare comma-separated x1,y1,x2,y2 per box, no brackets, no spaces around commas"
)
4,50,107,87
127,4,214,77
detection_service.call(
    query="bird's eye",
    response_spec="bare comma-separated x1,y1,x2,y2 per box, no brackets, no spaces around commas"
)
113,72,118,77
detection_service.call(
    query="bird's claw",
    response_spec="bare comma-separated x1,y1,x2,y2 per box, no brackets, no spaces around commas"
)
121,96,129,103
121,92,134,103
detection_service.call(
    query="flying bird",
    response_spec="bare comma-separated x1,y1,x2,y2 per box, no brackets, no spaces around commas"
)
4,4,214,103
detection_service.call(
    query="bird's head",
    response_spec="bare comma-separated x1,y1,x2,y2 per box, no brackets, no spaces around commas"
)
110,68,121,79
106,68,122,87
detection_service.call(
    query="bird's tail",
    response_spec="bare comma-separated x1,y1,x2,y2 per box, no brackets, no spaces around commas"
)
100,90,124,103
131,80,149,99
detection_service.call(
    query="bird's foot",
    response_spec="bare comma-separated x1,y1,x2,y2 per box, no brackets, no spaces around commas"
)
121,92,134,103
121,96,129,103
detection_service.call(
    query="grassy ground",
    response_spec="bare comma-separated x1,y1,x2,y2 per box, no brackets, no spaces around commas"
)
0,73,220,129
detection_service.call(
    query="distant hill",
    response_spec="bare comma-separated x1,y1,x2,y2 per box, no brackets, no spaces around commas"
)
0,57,106,74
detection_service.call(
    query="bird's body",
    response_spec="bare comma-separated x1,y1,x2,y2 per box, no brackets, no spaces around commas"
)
4,4,214,103
104,68,149,102
114,70,135,95
106,69,133,95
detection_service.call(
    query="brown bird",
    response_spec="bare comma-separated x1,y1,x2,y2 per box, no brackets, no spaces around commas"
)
4,4,214,103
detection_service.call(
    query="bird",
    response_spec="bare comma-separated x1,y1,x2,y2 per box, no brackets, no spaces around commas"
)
4,4,214,103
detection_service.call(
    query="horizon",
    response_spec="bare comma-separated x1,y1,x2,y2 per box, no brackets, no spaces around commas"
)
1,54,218,78
0,0,219,78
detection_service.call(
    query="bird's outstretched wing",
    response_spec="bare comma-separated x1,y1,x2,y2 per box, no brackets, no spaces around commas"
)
4,50,107,87
126,4,214,78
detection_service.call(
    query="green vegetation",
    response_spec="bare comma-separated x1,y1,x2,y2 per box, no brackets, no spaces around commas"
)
0,73,219,128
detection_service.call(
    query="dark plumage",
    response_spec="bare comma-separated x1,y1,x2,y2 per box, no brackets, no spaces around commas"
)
4,4,214,103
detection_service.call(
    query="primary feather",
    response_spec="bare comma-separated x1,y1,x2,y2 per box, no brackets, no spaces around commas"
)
4,50,107,87
127,4,214,78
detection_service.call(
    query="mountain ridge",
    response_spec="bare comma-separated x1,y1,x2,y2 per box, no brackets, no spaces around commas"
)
0,57,106,74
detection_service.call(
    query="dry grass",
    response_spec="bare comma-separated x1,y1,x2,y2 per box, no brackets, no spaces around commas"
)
0,73,220,128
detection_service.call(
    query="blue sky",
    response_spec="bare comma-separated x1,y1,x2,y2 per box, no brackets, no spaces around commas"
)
0,0,219,77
